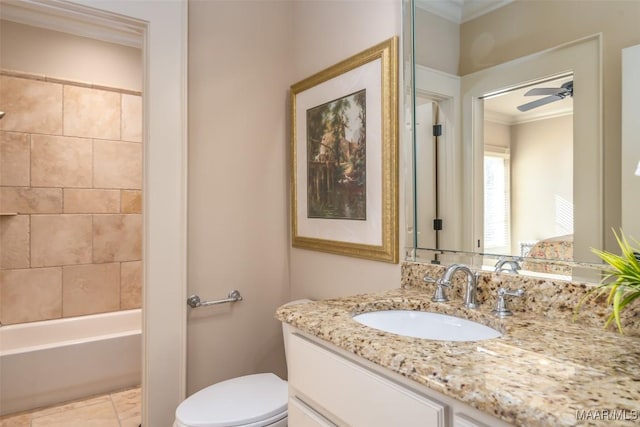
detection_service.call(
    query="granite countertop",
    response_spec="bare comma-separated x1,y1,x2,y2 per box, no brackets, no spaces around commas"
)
276,287,640,427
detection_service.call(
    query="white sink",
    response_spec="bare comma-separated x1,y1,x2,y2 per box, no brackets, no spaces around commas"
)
353,310,501,342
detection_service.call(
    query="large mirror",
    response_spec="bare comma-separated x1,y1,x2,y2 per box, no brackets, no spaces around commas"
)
405,0,640,282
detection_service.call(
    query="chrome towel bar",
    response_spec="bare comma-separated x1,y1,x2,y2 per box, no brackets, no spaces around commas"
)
187,290,243,308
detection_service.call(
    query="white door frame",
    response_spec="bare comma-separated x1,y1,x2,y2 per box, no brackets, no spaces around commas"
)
461,34,602,263
7,1,189,425
414,65,462,253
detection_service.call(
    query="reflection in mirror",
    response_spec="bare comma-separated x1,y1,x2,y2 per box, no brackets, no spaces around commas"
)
461,35,604,275
411,36,602,281
402,0,640,285
482,74,574,269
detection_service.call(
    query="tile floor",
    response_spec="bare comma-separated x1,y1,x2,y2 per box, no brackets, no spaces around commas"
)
0,386,141,427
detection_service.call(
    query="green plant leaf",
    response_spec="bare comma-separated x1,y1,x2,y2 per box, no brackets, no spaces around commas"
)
612,287,624,333
581,228,640,333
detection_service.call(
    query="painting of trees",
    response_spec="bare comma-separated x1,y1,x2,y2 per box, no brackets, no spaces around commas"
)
306,89,366,220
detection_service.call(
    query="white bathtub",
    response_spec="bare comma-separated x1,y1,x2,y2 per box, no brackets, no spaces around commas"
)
0,309,141,416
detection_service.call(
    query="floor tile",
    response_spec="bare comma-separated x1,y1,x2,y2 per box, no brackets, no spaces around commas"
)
30,395,110,419
1,388,142,427
120,416,142,427
0,413,31,427
111,387,141,420
31,401,119,427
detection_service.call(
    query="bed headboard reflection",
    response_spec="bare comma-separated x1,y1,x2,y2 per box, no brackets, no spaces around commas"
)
521,234,573,274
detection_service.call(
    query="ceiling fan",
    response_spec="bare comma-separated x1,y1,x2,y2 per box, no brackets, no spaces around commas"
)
517,81,573,112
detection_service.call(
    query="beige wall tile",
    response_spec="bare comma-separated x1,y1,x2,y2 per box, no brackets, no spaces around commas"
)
64,189,120,214
121,190,142,213
93,140,142,189
93,214,142,263
0,267,62,325
62,263,120,317
0,215,29,269
0,131,30,186
121,94,142,143
120,261,142,310
31,135,92,188
0,76,63,134
0,187,62,214
63,85,120,140
31,214,92,267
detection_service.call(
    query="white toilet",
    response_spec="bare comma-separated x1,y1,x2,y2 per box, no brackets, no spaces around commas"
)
173,300,310,427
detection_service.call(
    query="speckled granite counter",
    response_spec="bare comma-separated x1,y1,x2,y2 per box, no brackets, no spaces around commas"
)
276,287,640,426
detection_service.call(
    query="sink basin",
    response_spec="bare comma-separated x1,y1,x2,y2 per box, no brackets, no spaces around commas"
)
353,310,501,342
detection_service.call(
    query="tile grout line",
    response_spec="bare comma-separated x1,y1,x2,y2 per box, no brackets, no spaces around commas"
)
108,391,123,427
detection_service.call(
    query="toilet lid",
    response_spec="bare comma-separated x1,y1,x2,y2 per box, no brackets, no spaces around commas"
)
175,373,288,427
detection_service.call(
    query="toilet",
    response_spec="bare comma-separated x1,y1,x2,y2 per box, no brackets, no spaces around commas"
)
173,300,310,427
173,373,288,427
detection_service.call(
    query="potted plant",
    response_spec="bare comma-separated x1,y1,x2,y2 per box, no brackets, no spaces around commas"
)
581,229,640,333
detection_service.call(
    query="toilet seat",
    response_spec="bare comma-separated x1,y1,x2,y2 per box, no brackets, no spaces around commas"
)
174,373,288,427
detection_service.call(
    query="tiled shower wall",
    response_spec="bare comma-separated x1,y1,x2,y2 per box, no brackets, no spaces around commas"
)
0,72,142,325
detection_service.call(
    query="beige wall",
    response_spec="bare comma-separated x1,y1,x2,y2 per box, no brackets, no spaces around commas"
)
187,0,403,393
289,0,403,300
0,73,143,325
460,0,640,252
414,6,459,74
484,120,510,149
511,115,573,254
187,0,293,394
0,20,142,91
621,45,640,241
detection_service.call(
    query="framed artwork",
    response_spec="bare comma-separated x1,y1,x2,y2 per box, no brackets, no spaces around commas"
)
290,37,399,263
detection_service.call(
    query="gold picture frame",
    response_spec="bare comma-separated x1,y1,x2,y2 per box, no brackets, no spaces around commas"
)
290,37,398,263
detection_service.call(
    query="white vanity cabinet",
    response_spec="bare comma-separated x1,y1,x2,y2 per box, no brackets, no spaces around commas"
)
286,331,512,427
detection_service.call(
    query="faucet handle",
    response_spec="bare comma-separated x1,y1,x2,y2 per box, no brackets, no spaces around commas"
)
424,275,450,302
492,287,525,317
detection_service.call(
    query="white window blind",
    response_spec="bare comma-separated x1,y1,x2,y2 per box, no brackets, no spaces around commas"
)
484,149,510,254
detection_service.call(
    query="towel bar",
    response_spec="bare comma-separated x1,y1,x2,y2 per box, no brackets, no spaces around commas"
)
187,290,243,308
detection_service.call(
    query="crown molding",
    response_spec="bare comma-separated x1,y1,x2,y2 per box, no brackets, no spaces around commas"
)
0,0,143,48
485,108,573,126
415,0,514,24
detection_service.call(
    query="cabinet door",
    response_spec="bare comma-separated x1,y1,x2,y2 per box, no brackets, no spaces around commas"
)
288,334,446,427
454,413,490,427
289,397,336,427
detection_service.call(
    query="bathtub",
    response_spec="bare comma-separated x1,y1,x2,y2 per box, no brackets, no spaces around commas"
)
0,309,141,416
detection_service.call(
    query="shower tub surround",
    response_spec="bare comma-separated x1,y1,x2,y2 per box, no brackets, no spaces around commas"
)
0,70,143,325
0,70,143,416
0,309,141,416
277,262,640,426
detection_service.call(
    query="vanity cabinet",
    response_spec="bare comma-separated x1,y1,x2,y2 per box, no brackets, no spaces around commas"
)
287,330,511,427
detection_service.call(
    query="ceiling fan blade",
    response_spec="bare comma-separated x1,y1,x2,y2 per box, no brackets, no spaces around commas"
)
524,87,563,96
517,95,562,112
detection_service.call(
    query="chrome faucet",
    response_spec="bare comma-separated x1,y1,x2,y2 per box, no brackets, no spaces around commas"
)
425,264,480,309
494,256,521,274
